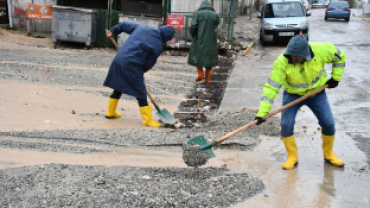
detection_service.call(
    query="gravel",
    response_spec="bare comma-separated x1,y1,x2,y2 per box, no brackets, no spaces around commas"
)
182,144,210,168
0,139,110,154
0,109,280,153
0,47,195,103
0,164,265,208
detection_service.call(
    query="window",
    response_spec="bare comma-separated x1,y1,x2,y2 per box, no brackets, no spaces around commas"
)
264,2,305,18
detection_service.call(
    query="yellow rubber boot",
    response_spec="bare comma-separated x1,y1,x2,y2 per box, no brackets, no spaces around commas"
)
322,134,344,166
105,98,121,119
140,106,161,127
282,135,299,170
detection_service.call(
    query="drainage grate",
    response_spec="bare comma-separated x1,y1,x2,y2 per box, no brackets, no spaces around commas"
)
174,57,234,126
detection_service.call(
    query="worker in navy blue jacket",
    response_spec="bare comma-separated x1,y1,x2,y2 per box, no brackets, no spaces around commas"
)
104,22,175,127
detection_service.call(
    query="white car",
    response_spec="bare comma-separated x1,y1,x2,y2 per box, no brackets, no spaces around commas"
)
257,0,311,45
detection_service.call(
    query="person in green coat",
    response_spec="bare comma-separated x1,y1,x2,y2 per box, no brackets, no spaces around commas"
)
188,0,220,85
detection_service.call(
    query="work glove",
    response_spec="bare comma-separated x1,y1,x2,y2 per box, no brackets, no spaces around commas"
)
255,117,266,125
326,78,339,89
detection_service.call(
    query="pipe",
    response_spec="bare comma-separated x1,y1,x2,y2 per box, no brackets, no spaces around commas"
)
7,0,13,28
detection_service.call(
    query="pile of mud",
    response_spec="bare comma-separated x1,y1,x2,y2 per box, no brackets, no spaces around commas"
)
0,28,52,46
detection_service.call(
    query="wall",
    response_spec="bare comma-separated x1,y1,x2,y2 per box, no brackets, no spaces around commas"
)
11,0,30,29
117,15,161,46
364,4,370,17
30,0,56,32
10,0,56,30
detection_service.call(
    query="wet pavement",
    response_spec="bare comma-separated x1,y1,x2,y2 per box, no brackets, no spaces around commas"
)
221,8,370,208
0,7,370,208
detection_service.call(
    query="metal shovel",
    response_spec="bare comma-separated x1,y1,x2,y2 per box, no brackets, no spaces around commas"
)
146,90,176,124
186,85,329,159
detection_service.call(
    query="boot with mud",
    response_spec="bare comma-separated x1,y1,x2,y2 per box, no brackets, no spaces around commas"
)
282,135,298,170
195,67,204,82
205,68,212,85
322,134,345,167
140,105,161,127
105,98,121,119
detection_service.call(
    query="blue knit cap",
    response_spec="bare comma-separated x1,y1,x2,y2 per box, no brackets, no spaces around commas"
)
283,35,312,61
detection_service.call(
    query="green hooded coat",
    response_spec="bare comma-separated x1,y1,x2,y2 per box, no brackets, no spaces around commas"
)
187,0,220,68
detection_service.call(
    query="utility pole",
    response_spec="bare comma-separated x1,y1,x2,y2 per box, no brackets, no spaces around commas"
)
250,0,254,19
241,0,245,15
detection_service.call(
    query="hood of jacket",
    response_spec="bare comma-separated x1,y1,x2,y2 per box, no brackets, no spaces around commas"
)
198,0,213,11
159,26,175,43
284,35,314,63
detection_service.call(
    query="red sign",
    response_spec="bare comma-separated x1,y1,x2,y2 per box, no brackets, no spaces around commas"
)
27,4,52,20
166,14,184,29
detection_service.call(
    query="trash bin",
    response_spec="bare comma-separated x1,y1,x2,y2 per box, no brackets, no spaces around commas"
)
51,5,97,49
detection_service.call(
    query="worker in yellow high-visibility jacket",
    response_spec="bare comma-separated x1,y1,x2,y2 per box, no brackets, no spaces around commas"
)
255,35,346,170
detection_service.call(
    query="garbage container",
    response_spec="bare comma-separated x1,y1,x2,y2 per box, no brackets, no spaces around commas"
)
51,5,97,49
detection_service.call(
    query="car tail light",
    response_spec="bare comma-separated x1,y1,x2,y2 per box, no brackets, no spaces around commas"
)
327,7,331,11
347,8,351,12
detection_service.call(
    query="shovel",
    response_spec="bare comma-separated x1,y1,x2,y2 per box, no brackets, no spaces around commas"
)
106,30,176,124
146,89,176,124
186,85,329,159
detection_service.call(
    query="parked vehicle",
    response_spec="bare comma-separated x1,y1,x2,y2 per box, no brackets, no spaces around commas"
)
257,0,311,45
324,0,331,6
312,0,326,7
301,0,311,11
325,1,351,21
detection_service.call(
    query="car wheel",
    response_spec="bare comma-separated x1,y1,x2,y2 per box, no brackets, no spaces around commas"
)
345,16,350,21
325,16,328,21
260,30,266,46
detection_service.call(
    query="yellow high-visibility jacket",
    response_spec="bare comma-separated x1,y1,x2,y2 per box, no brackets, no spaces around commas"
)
256,42,346,118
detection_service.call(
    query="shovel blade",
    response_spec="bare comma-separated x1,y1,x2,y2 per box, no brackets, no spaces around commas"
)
186,135,216,158
156,108,176,124
187,135,207,145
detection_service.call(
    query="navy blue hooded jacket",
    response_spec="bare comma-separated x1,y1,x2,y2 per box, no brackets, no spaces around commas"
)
103,22,175,99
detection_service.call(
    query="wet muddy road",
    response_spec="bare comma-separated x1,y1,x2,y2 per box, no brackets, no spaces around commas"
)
0,28,277,207
1,8,370,208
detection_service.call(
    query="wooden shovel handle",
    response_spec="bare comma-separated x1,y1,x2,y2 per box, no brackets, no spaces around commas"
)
106,30,120,50
216,85,328,144
146,89,158,108
110,37,120,50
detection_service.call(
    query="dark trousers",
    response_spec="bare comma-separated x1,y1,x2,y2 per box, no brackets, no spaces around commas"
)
110,90,148,107
281,90,335,137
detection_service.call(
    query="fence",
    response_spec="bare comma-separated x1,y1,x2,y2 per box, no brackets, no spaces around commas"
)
164,0,236,48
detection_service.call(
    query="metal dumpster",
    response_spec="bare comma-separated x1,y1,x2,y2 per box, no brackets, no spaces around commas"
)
51,5,97,49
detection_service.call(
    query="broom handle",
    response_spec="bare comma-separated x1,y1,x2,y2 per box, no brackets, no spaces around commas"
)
216,85,328,144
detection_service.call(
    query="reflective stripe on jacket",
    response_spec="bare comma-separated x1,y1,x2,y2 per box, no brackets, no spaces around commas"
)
256,42,346,118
